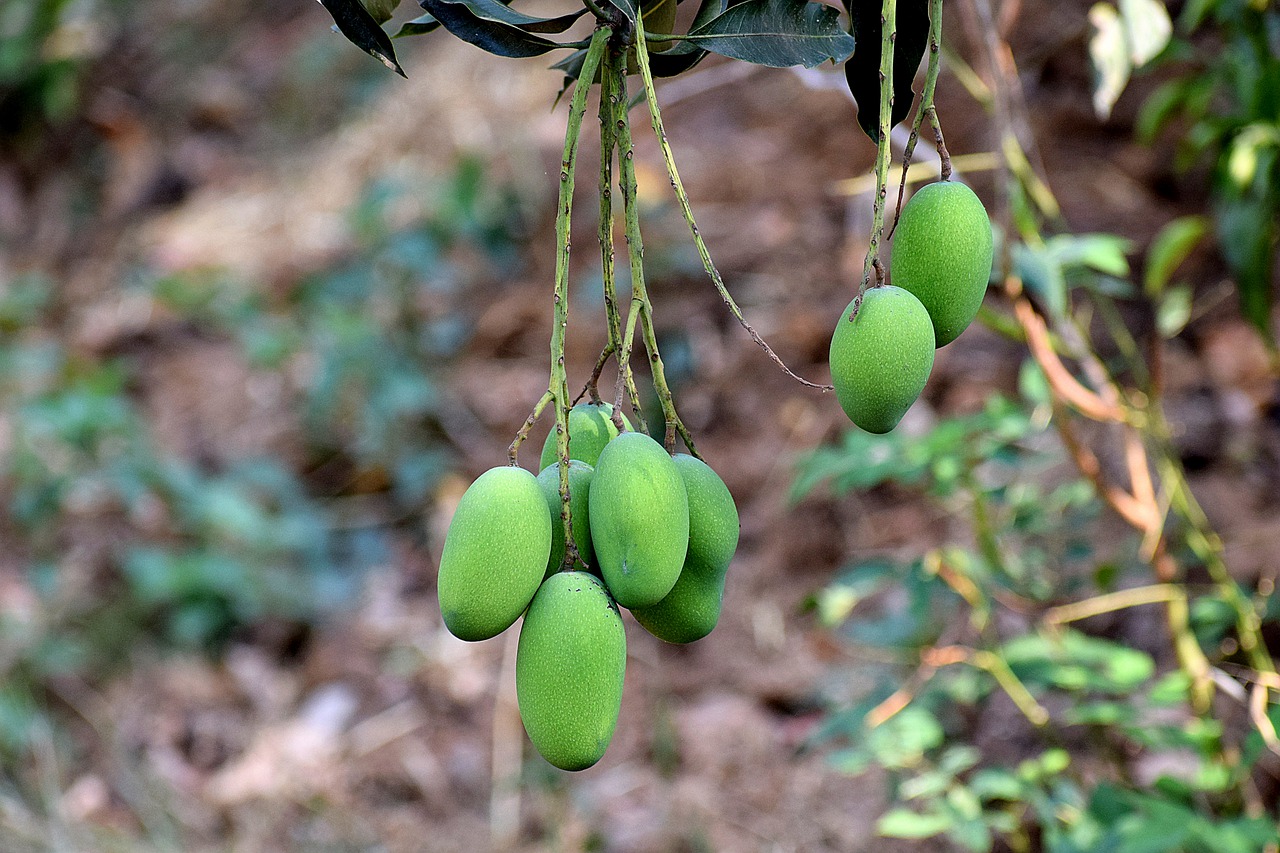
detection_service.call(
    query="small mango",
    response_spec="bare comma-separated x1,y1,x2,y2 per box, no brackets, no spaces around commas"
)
537,460,596,577
540,401,631,471
890,181,994,347
437,466,551,642
829,286,935,434
632,454,739,643
516,571,626,771
589,431,689,608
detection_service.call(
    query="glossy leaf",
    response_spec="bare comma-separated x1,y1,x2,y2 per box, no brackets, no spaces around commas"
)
843,0,929,141
394,12,442,36
360,0,403,25
646,0,730,77
681,0,857,69
419,0,580,57
319,0,406,76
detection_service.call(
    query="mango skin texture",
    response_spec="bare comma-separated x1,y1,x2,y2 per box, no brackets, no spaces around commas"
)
632,455,739,643
589,431,690,609
539,402,631,471
516,571,626,771
829,286,936,434
437,466,551,642
890,181,994,347
537,460,596,578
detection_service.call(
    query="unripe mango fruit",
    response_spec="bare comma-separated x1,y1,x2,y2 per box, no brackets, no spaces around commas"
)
516,571,626,771
539,401,631,471
632,454,739,643
437,466,551,642
829,286,935,434
890,181,994,347
537,460,595,577
589,431,690,608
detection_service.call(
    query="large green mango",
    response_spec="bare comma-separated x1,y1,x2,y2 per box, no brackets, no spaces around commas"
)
588,431,689,608
537,460,595,578
632,454,739,643
890,180,994,347
516,571,626,771
539,401,632,471
437,466,550,641
829,285,935,434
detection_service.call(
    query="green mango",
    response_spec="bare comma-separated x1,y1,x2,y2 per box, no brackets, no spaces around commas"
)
437,466,551,642
539,401,632,471
890,180,994,347
588,431,689,608
516,571,626,771
829,285,935,434
537,460,596,577
632,454,739,643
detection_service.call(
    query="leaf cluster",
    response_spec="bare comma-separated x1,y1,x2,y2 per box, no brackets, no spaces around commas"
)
1128,0,1280,341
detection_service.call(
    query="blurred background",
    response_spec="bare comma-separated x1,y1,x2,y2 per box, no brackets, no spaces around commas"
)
1,0,1278,850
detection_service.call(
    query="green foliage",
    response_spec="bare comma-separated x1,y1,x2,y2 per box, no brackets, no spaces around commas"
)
842,0,930,140
795,368,1280,850
324,0,858,77
1135,0,1280,340
0,158,526,752
0,0,112,137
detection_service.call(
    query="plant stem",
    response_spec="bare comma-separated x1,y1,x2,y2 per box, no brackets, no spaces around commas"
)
630,23,832,391
593,46,647,429
890,0,943,239
611,49,696,456
857,0,897,302
550,26,610,571
508,390,554,465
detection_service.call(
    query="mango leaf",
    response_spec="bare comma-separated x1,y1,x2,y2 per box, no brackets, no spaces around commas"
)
843,0,930,141
394,12,441,36
680,0,857,69
419,0,581,57
360,0,403,25
319,0,406,76
602,0,639,27
646,0,730,77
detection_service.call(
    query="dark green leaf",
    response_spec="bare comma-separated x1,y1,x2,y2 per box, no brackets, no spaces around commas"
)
394,12,442,37
844,0,929,141
419,0,578,57
360,0,403,25
681,0,856,69
319,0,406,76
646,0,729,76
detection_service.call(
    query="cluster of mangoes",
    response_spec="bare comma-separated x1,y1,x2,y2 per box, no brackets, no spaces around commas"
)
829,180,994,433
436,402,740,771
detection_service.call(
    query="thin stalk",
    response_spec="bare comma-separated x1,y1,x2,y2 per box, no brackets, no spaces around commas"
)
611,52,697,456
630,23,832,391
550,26,611,571
856,0,897,302
508,390,554,465
890,0,944,239
593,46,647,428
